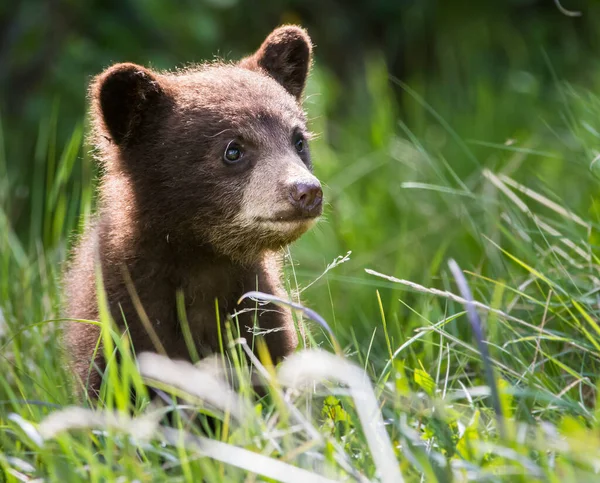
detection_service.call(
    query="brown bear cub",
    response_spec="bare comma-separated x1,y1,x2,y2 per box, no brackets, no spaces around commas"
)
64,26,323,396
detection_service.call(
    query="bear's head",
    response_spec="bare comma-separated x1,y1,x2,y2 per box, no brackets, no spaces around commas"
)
91,26,322,264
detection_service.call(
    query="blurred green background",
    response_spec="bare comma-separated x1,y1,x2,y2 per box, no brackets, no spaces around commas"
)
2,0,600,353
5,3,600,478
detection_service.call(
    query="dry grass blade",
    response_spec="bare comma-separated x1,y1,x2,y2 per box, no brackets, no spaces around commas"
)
160,427,339,483
235,340,369,481
497,172,588,228
484,170,591,264
36,406,338,482
278,349,404,483
35,406,161,441
365,268,542,333
300,250,352,292
238,291,342,354
137,352,249,422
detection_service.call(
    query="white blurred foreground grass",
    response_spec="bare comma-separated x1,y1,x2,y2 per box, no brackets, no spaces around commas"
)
19,349,402,483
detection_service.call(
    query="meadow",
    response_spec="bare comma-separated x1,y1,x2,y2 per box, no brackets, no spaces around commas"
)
2,10,600,482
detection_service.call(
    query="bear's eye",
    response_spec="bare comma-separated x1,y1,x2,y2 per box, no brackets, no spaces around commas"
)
293,133,306,153
223,141,244,164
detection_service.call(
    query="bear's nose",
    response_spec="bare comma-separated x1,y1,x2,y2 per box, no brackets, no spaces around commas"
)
289,181,323,217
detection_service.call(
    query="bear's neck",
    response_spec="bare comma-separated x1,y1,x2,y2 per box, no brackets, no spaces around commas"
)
99,172,268,280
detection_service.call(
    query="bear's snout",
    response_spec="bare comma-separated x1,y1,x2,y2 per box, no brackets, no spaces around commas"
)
288,180,323,218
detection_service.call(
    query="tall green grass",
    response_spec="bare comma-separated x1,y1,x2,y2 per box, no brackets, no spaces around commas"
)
2,54,600,481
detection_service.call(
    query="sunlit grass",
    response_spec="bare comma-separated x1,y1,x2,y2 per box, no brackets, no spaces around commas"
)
3,56,600,481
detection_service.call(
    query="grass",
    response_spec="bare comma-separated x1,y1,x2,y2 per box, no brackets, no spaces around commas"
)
2,49,600,481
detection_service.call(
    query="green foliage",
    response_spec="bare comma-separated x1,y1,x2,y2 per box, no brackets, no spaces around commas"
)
3,4,600,481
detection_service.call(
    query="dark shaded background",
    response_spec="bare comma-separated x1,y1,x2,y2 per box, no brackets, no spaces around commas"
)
2,0,598,153
2,0,600,345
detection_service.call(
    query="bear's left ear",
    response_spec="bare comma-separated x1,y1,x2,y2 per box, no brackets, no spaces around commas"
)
240,25,312,101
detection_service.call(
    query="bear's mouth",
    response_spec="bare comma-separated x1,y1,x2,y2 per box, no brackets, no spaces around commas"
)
256,206,322,223
256,213,320,224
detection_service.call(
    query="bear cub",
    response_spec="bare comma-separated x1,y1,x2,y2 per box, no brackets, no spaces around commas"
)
64,26,323,396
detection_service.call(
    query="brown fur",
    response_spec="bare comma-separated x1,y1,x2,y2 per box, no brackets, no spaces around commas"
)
63,26,321,396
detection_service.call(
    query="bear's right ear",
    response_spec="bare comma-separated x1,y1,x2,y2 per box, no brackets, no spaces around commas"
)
92,63,165,146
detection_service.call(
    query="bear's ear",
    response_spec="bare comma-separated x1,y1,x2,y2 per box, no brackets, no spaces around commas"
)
92,63,165,146
240,26,312,100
